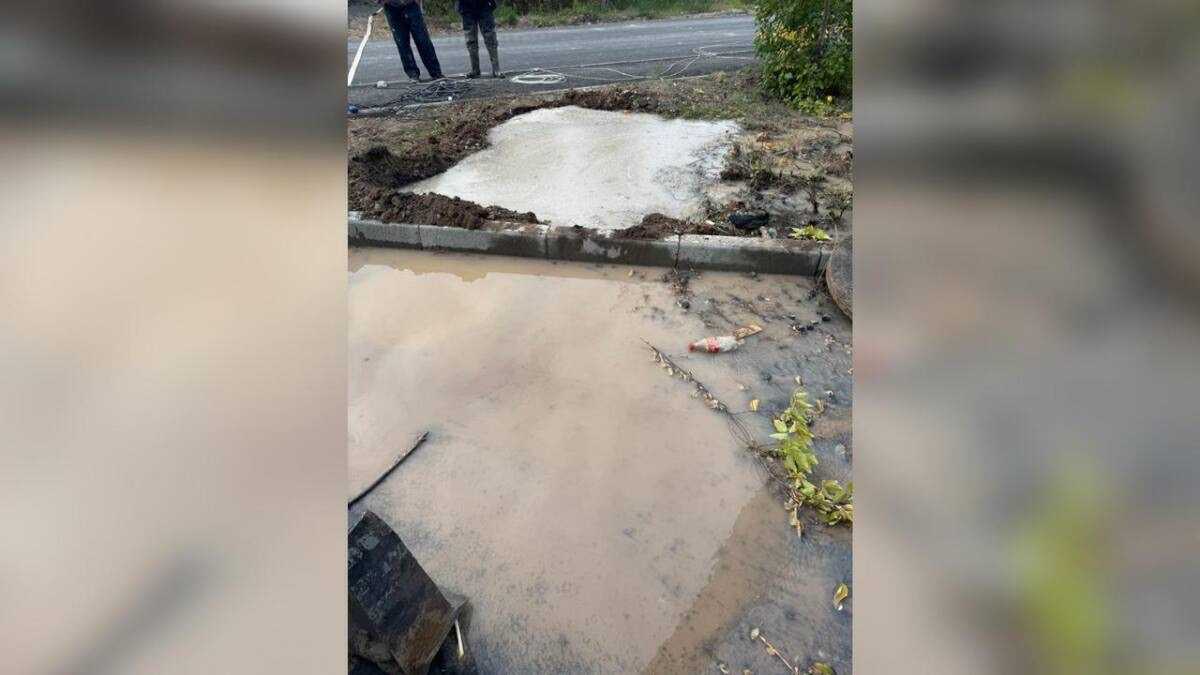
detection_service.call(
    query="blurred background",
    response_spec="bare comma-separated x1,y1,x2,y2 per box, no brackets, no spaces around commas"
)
855,0,1200,673
0,0,347,673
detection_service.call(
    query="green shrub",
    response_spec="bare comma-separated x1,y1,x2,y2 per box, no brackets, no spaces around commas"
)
496,3,520,25
754,0,852,108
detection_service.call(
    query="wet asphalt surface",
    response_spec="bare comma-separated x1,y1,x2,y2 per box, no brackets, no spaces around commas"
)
348,13,757,108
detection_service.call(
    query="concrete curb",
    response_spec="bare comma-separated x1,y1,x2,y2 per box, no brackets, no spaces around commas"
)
349,217,829,276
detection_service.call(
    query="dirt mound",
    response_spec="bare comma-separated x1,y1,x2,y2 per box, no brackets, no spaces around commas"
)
615,213,688,239
350,145,452,189
355,187,540,230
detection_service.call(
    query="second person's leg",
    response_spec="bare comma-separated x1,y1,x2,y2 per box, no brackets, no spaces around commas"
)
479,9,502,78
405,3,444,80
462,13,482,78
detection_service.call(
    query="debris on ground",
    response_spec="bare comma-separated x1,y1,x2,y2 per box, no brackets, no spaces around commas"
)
833,583,850,611
729,209,770,230
688,335,741,353
348,431,430,508
349,510,474,675
748,627,801,674
732,324,764,339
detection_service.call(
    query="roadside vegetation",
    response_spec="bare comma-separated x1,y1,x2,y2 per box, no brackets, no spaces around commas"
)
754,0,851,114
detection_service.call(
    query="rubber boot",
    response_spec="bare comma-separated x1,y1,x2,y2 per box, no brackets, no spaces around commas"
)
486,41,502,78
466,42,481,79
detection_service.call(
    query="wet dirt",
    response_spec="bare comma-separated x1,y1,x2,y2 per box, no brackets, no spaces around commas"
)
609,213,700,240
403,107,738,231
347,248,852,674
354,188,540,230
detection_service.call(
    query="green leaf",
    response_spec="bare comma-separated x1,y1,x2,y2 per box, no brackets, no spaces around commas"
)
773,419,788,433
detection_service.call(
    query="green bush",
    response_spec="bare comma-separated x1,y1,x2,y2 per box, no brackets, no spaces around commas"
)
754,0,852,108
495,3,520,25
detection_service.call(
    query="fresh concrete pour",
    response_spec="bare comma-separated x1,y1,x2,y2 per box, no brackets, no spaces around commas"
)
406,106,739,230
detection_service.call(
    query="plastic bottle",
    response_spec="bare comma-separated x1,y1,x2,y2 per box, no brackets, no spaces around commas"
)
688,335,740,353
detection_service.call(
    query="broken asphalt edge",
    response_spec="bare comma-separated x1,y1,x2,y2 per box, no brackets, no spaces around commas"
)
349,216,828,276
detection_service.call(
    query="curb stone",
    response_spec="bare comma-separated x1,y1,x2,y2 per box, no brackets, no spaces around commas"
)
349,218,828,276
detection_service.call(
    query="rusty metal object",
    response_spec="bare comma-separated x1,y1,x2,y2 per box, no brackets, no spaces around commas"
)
348,510,467,675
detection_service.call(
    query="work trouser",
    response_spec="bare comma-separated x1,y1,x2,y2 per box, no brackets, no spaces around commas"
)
384,2,443,80
462,9,499,74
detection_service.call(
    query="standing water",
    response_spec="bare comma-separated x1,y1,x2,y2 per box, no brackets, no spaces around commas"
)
348,249,852,673
405,106,739,230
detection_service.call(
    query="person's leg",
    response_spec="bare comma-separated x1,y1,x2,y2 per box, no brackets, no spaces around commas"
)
462,12,482,78
479,9,501,77
383,3,420,81
405,3,444,79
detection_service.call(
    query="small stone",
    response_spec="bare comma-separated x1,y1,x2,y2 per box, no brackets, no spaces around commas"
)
679,300,690,310
822,315,831,322
761,372,773,382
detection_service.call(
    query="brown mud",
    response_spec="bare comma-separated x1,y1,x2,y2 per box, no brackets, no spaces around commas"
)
354,186,540,230
613,213,729,240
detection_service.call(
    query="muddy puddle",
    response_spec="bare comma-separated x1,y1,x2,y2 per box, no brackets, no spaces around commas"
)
348,248,852,673
405,106,739,231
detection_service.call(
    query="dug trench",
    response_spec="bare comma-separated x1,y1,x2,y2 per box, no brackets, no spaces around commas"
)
348,69,853,241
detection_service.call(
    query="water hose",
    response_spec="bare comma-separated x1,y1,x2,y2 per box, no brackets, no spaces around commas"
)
348,7,383,87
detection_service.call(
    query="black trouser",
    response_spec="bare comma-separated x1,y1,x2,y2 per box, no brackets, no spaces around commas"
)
462,9,497,52
384,3,443,80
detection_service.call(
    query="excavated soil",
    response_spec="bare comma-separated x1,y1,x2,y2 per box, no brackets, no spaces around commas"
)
355,186,539,230
613,212,730,240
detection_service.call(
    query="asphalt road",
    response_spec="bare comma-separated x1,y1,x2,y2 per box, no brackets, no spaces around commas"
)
348,13,757,107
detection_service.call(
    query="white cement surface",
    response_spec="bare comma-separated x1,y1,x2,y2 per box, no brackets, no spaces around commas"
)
406,106,739,230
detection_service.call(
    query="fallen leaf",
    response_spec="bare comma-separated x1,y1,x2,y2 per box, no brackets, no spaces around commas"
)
810,663,834,675
750,399,760,412
718,663,730,674
833,583,850,609
749,627,760,640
